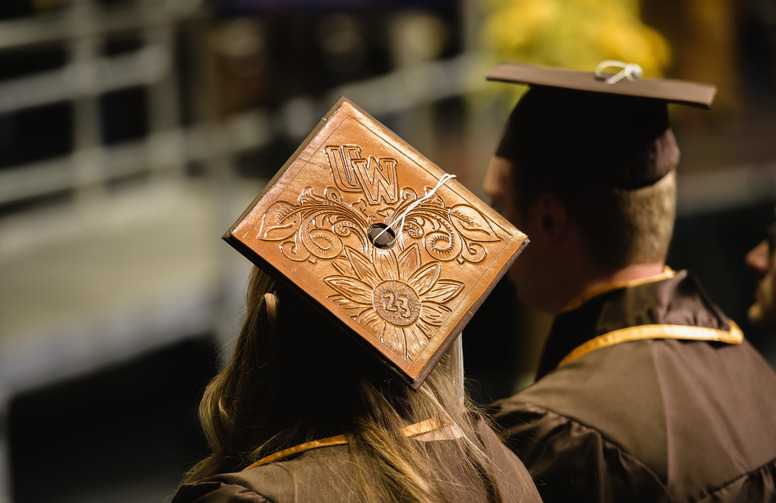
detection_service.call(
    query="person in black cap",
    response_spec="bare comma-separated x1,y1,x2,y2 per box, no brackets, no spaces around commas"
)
483,62,776,502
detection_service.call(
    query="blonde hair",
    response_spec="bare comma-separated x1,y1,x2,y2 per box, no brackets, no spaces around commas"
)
571,170,676,269
184,267,511,502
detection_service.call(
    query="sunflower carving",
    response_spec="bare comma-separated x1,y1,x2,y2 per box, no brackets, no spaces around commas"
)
324,243,465,361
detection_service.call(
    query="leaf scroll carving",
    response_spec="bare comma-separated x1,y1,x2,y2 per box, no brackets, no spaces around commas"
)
250,143,511,361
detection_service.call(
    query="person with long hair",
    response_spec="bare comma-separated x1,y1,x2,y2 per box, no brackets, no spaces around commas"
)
171,266,541,502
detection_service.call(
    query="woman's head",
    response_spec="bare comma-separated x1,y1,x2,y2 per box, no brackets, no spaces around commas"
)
186,266,474,487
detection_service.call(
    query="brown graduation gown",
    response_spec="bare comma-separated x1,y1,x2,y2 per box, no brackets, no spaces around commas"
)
171,417,543,502
491,269,776,502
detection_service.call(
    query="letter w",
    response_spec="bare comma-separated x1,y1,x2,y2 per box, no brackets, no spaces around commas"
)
351,155,399,205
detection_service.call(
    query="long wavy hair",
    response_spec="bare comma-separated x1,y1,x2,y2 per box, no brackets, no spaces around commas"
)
183,266,511,502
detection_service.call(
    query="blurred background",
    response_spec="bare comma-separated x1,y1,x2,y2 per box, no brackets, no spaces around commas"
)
0,0,774,501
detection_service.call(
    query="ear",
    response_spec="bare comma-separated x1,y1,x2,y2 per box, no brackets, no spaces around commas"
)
264,292,278,328
535,193,568,241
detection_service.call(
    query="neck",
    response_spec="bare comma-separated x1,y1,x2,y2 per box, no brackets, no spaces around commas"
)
599,262,666,285
554,261,667,315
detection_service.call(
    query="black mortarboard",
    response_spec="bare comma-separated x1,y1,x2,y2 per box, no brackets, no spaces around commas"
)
224,97,527,388
488,62,717,189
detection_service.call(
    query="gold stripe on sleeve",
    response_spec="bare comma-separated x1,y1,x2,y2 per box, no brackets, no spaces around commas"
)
558,319,744,368
242,417,449,470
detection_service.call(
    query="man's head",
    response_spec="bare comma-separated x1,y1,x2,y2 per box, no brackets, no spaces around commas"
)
484,154,677,313
483,64,706,313
746,211,776,330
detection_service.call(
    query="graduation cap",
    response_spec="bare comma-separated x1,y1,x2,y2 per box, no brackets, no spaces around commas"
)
223,97,528,388
488,61,717,189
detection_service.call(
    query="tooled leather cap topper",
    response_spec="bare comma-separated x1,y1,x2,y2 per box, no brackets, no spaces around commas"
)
223,97,528,389
489,61,717,189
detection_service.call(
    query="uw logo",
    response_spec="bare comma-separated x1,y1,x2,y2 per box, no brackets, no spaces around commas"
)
325,144,399,205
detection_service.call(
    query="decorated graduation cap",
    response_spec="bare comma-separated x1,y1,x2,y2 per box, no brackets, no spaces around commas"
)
223,97,527,388
488,61,717,189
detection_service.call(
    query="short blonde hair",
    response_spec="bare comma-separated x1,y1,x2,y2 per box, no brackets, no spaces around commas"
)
514,167,676,270
607,170,676,266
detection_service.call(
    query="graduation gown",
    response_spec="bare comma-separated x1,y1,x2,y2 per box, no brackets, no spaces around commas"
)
491,269,776,502
171,417,542,503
